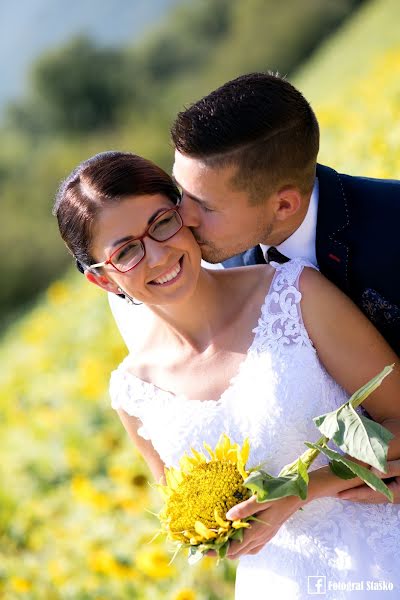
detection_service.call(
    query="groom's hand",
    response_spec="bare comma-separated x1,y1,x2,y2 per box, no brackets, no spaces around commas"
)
338,459,400,504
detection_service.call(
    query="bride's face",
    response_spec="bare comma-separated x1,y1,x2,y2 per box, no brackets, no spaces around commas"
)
88,194,202,305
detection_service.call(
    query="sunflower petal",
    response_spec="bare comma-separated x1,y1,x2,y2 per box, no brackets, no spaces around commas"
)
165,467,183,488
237,462,249,480
232,520,251,529
179,456,195,473
194,521,218,540
241,438,250,465
214,508,230,529
203,442,216,460
190,447,207,463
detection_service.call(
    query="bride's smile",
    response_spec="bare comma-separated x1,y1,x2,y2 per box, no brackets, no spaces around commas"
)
149,258,183,285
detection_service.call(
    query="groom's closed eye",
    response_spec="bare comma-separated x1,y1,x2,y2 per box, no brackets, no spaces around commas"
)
173,181,216,213
184,194,215,213
195,200,215,213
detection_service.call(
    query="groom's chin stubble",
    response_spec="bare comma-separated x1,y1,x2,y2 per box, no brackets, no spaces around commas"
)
191,231,239,263
199,244,235,264
195,242,221,264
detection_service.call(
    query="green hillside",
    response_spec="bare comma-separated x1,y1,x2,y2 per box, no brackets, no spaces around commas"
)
295,0,400,176
1,0,399,597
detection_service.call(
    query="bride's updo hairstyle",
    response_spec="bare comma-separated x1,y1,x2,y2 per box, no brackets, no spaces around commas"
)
53,151,180,273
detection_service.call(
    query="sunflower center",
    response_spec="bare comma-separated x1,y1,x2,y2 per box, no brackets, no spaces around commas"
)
165,460,250,538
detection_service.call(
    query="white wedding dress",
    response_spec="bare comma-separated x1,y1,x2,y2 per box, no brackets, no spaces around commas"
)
109,258,399,599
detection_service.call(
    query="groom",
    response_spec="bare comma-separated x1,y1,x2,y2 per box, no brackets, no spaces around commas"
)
170,72,400,357
109,72,400,502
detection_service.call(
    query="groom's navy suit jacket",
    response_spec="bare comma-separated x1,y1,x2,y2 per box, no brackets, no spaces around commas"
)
223,164,400,356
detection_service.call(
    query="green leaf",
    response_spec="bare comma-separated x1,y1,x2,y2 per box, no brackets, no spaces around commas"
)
297,457,310,486
217,541,229,559
244,470,274,502
333,404,394,471
244,464,309,503
305,443,393,502
230,528,244,543
329,460,357,480
313,410,340,439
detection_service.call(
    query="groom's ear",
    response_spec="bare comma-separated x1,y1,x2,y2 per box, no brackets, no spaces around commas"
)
273,186,302,221
85,270,120,294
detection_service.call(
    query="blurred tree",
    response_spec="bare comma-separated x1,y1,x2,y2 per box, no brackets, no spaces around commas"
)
134,0,233,83
9,36,135,135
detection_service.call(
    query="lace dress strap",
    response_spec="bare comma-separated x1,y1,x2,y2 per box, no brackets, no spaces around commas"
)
252,257,318,355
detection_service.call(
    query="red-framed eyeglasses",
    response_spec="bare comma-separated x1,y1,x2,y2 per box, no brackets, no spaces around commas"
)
89,207,183,273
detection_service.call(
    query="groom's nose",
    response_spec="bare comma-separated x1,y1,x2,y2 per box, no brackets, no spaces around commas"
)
179,195,202,229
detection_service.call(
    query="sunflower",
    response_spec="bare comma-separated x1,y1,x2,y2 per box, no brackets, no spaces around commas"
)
157,434,252,561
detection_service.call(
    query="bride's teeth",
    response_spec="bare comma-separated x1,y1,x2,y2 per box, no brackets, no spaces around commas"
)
153,262,181,284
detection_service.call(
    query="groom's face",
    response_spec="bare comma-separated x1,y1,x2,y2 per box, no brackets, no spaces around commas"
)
172,151,276,263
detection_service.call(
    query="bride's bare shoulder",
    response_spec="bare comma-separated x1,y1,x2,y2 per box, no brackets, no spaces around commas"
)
206,264,275,301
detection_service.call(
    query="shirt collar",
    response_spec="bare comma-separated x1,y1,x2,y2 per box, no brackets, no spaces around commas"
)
260,178,319,266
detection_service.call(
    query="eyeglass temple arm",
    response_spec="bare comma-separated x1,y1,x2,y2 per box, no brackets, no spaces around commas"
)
88,260,107,269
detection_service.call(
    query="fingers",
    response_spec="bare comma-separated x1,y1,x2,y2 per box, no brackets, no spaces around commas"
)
227,533,272,559
224,495,302,558
387,479,400,504
338,478,400,504
226,495,265,520
338,485,387,503
371,460,400,479
226,517,274,560
337,460,400,504
247,544,265,555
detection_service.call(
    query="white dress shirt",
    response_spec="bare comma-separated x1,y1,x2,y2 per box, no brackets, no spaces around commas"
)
260,178,319,266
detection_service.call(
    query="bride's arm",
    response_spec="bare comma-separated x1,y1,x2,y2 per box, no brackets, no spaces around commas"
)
116,408,166,482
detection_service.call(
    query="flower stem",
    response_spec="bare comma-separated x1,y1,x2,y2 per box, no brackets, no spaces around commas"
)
279,435,329,476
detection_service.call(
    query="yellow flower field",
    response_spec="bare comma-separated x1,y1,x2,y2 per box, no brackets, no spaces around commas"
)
314,48,400,178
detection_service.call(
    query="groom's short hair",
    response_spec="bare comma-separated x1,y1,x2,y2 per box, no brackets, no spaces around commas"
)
171,72,319,204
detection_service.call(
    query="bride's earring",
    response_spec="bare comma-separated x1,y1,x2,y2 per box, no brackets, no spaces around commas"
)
117,287,142,306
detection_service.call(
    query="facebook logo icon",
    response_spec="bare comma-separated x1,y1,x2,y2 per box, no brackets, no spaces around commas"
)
308,576,326,595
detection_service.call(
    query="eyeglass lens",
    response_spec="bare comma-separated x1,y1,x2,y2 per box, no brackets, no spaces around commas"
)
112,209,182,272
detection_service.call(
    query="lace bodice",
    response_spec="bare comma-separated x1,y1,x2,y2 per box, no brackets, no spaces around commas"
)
110,258,399,599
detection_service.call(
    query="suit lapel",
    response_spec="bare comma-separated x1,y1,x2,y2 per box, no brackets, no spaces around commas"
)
316,164,351,292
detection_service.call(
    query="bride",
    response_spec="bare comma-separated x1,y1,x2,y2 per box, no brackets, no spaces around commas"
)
54,150,400,599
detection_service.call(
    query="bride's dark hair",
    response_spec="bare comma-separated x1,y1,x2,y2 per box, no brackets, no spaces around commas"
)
53,151,180,273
